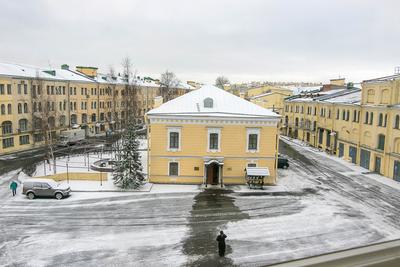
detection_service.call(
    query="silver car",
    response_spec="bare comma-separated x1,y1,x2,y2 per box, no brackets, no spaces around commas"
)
22,179,71,200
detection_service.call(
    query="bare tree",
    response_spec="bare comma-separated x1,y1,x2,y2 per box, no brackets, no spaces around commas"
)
31,71,58,174
159,70,180,102
121,57,139,127
215,76,230,89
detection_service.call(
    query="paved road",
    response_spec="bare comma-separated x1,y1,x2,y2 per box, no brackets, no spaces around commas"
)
1,139,400,266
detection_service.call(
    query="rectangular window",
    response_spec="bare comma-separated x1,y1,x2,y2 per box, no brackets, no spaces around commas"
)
19,135,30,145
0,84,4,94
24,84,28,94
247,128,260,152
209,133,219,150
169,132,179,149
2,137,14,148
7,84,11,94
247,163,257,168
378,135,385,150
169,162,178,176
33,133,43,142
18,84,22,94
248,134,258,150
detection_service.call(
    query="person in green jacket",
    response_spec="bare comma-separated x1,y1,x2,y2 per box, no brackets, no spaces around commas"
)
10,180,18,196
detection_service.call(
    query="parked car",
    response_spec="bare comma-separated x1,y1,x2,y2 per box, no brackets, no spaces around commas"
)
278,155,289,169
22,179,71,200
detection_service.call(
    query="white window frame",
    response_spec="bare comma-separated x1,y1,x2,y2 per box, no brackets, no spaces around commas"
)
167,127,181,152
246,128,260,153
168,160,179,176
207,128,221,152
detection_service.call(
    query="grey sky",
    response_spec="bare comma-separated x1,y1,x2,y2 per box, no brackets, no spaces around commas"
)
0,0,399,84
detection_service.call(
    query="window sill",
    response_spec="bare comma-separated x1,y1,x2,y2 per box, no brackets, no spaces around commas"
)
167,149,180,152
246,150,259,153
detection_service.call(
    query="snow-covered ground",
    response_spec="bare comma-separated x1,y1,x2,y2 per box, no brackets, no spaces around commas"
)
2,137,400,266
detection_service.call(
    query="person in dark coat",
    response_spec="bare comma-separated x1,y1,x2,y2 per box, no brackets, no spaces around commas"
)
216,230,227,257
10,180,18,196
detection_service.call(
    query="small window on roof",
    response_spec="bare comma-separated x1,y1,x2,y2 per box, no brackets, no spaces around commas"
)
204,98,213,108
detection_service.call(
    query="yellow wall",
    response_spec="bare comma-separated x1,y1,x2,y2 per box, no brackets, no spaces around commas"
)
35,172,108,181
283,78,400,182
250,92,291,114
148,122,278,185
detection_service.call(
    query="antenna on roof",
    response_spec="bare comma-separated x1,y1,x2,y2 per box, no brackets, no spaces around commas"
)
395,66,400,74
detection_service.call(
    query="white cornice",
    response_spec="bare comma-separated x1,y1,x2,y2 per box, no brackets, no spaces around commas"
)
148,115,279,126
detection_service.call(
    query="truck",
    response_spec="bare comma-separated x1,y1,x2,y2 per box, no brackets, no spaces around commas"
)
58,129,86,146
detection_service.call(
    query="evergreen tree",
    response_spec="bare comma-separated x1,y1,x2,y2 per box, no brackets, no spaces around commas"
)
113,120,145,189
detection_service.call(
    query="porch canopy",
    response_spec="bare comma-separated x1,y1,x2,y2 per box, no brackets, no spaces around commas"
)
246,167,270,177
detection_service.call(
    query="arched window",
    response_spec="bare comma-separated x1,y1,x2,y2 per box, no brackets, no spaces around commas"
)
33,102,37,112
370,112,374,125
34,118,42,129
82,113,88,123
353,110,357,122
23,103,28,113
313,121,317,131
48,116,55,128
1,104,5,115
377,134,385,150
2,121,12,135
204,97,213,108
7,104,12,114
342,110,346,120
38,102,42,112
384,114,387,127
18,103,22,114
367,89,375,103
346,110,350,121
91,113,96,122
378,113,383,126
70,114,77,125
295,118,299,126
365,112,369,124
19,119,28,131
59,115,66,127
395,115,400,129
381,89,389,104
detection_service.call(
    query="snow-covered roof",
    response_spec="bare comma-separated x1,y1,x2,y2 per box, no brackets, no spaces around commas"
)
363,74,400,83
147,84,280,118
0,62,94,82
319,89,361,104
246,167,270,176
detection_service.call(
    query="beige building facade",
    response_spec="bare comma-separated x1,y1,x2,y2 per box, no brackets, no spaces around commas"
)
0,62,193,155
283,74,400,181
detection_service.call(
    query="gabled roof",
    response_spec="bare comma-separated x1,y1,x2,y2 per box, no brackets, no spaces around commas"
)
147,84,280,118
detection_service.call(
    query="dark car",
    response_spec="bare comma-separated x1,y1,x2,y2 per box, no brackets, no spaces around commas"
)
278,156,289,169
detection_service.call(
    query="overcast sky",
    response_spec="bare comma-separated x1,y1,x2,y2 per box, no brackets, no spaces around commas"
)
0,0,399,84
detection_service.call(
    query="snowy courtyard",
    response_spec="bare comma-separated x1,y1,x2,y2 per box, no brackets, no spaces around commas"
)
1,138,400,266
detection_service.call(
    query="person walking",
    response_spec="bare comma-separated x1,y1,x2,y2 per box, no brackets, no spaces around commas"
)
216,230,227,257
10,180,18,196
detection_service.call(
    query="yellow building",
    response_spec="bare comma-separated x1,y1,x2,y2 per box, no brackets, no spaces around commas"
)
0,62,193,155
146,85,281,186
283,73,400,182
250,88,293,114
